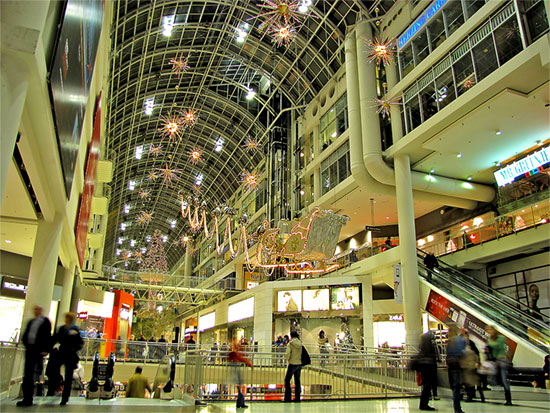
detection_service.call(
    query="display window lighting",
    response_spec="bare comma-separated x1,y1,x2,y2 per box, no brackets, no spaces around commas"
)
417,239,426,247
128,180,135,191
144,98,155,115
245,87,256,100
124,204,130,214
473,217,484,227
135,145,143,160
162,15,175,36
427,235,434,242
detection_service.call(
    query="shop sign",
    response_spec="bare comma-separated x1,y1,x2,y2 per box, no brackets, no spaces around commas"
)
494,146,550,186
398,0,448,49
78,311,88,320
1,276,27,299
120,306,131,320
425,290,518,359
374,313,404,322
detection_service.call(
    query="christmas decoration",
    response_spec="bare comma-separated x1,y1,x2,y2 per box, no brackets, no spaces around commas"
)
242,171,260,191
140,229,169,274
159,114,184,140
169,53,190,77
122,250,132,262
180,109,198,127
149,144,163,157
369,83,402,118
138,190,151,200
136,211,154,226
148,171,158,181
190,148,202,164
253,0,312,29
157,164,181,187
243,138,261,152
364,36,396,66
461,73,476,90
270,24,296,46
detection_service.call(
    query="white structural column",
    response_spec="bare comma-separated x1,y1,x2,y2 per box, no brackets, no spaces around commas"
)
57,263,76,326
0,59,28,200
183,245,193,287
394,154,422,348
253,286,273,353
22,214,63,324
385,61,404,143
360,275,374,348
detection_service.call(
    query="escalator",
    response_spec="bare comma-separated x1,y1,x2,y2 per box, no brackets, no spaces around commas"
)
416,251,549,366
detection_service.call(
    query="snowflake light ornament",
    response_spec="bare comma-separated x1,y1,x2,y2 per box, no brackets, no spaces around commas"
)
364,36,397,66
369,83,402,118
252,0,313,30
138,190,151,200
189,148,202,165
157,164,181,187
169,53,190,77
242,170,260,191
181,109,198,127
243,137,261,152
148,144,163,157
148,171,158,181
270,24,296,46
136,211,153,226
159,114,184,140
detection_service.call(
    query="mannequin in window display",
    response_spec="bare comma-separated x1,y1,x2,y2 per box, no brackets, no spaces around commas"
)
527,284,543,321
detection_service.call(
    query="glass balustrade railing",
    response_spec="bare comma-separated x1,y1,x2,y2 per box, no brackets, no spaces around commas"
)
417,252,549,354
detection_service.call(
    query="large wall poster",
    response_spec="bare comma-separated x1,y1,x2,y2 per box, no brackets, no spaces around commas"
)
303,289,330,311
330,286,360,310
277,290,302,312
49,0,104,196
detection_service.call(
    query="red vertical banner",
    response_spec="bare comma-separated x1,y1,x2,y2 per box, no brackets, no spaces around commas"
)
75,94,102,269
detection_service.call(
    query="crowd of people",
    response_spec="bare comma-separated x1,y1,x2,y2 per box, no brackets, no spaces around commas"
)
414,324,516,412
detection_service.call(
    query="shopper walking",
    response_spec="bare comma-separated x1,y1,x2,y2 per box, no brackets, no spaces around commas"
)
318,330,329,368
284,331,302,403
423,252,438,282
228,337,253,408
415,331,438,411
51,312,83,405
126,366,152,398
462,332,485,402
447,325,466,413
17,305,52,407
486,325,513,406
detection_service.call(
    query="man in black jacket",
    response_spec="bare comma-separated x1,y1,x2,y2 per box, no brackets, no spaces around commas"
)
17,305,52,407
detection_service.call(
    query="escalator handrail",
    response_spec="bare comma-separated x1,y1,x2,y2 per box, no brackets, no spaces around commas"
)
417,260,550,350
417,249,549,326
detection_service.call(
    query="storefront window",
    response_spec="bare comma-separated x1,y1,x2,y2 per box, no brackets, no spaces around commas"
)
399,44,415,78
434,69,455,111
444,2,466,37
428,16,446,51
319,94,348,151
523,0,549,41
464,0,486,19
472,35,498,82
405,95,422,130
453,52,475,97
412,32,430,63
419,82,438,122
320,142,350,195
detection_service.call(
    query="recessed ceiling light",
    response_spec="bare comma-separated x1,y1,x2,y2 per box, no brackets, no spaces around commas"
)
386,216,390,220
467,176,473,181
496,130,502,135
457,153,463,158
5,240,12,244
430,169,435,173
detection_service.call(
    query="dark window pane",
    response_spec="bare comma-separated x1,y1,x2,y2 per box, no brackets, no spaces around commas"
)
435,69,456,110
412,31,430,64
405,95,422,130
321,170,329,195
329,163,338,190
493,18,523,66
464,0,486,19
338,155,348,183
399,45,415,78
428,16,446,51
472,36,498,82
453,53,475,96
420,82,438,122
444,2,465,37
525,1,549,41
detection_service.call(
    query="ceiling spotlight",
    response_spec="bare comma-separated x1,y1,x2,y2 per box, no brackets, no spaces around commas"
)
430,168,435,173
467,176,473,181
495,161,501,167
4,240,12,244
245,88,256,100
496,130,502,135
457,153,463,158
299,4,308,13
162,15,175,37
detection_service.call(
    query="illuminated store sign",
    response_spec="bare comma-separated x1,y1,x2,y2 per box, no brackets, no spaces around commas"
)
199,312,215,332
4,282,27,292
398,0,448,49
1,277,28,299
228,297,254,322
494,146,550,186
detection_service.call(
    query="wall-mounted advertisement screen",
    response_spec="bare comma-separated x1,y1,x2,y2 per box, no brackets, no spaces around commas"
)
228,297,254,322
331,286,360,310
199,312,215,332
277,290,302,312
303,289,330,311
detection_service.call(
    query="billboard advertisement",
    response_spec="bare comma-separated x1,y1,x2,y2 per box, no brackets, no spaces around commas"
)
277,290,302,312
425,289,518,359
330,286,360,310
303,289,330,311
49,0,104,195
228,297,254,322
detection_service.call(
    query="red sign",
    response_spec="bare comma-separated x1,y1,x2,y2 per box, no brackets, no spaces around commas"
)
425,289,518,360
78,311,88,320
75,94,102,268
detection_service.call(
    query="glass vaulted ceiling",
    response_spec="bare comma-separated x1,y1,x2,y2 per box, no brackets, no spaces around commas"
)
105,0,395,271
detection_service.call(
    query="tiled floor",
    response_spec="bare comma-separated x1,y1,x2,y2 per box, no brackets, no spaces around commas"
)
1,397,549,412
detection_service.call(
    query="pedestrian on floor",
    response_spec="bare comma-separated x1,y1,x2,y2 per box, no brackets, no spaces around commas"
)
126,366,152,398
415,331,438,411
462,331,485,403
51,312,84,405
284,331,303,403
486,325,513,406
228,337,253,408
17,305,52,407
447,324,466,413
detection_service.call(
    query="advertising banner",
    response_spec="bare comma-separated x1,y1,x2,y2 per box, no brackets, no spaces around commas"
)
425,290,517,359
303,289,330,311
331,286,360,310
277,290,302,312
49,0,104,195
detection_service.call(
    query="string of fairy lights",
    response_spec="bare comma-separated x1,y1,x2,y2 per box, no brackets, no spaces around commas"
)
116,1,398,275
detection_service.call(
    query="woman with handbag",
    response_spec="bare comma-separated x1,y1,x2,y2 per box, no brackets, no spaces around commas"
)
318,330,329,367
486,325,513,406
284,331,303,402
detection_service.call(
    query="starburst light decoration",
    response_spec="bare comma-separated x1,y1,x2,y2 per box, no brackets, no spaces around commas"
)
243,138,261,152
159,114,184,140
189,148,202,165
242,171,260,192
169,53,190,77
461,73,476,90
122,250,132,262
134,251,143,260
138,190,151,200
157,164,181,187
180,109,198,127
364,36,397,66
148,171,158,181
136,211,154,226
140,229,169,273
149,144,163,157
369,83,402,118
270,24,296,46
253,1,313,30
